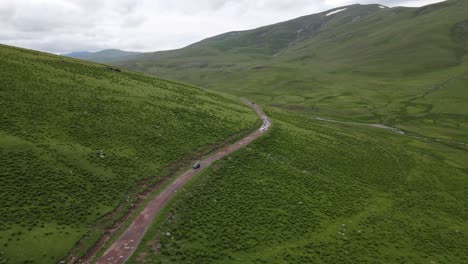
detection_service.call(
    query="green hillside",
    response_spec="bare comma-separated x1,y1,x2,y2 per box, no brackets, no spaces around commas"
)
117,0,468,142
0,44,258,263
64,49,142,63
129,107,468,264
2,1,468,263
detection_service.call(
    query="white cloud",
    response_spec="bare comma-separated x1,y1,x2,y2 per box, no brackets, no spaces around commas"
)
392,0,446,7
0,0,447,54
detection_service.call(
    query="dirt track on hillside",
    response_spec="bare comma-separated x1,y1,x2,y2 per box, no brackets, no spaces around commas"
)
94,99,270,264
312,116,468,148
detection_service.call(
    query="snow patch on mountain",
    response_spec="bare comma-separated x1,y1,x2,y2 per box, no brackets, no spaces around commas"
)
326,8,347,16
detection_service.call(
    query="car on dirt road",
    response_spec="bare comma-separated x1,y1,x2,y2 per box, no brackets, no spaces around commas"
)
192,161,201,169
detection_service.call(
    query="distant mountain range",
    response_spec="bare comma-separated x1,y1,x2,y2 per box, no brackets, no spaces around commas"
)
62,49,141,63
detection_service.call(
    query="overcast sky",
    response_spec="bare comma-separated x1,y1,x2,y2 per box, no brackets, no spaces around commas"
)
0,0,445,54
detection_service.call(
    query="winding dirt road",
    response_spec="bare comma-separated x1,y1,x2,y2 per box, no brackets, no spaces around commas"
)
312,116,468,148
95,99,270,264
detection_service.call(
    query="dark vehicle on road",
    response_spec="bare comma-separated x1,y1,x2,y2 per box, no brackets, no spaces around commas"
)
192,161,201,169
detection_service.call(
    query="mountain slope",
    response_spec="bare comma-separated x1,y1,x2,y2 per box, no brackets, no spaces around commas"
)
64,49,141,63
0,44,257,263
117,0,468,142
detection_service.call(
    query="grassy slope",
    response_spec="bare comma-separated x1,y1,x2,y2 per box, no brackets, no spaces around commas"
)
0,44,258,263
129,107,467,264
117,0,468,142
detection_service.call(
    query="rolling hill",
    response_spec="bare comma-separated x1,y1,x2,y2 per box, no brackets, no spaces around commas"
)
116,0,468,142
0,44,258,263
63,49,141,63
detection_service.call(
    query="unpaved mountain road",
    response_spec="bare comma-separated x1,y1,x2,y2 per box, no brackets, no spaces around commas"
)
95,99,270,264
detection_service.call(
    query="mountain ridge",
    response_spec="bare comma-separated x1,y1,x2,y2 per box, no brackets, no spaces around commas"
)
63,48,142,63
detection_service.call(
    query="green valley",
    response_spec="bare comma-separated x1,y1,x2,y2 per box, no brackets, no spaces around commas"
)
117,0,468,142
1,0,467,263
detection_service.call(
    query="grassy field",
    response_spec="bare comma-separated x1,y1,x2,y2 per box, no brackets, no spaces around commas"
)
117,0,468,142
129,107,467,263
0,44,258,263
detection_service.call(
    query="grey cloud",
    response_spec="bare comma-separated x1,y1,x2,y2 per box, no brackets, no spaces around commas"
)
122,15,147,28
0,4,15,23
